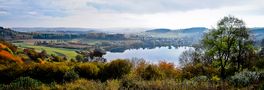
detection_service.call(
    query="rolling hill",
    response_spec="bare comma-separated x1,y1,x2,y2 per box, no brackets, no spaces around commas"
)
0,27,32,40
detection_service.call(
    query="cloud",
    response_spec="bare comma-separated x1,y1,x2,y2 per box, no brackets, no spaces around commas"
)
0,0,264,28
85,0,258,13
0,8,8,15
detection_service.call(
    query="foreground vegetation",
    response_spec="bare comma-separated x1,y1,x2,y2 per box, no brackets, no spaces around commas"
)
1,16,264,89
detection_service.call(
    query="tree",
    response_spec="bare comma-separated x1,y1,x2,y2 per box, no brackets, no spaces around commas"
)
141,64,164,80
202,16,254,79
75,54,84,62
260,39,264,56
106,59,132,79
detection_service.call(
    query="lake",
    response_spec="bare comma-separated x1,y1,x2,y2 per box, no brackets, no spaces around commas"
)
103,46,193,65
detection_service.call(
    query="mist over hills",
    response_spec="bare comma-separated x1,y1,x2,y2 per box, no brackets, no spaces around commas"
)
12,27,98,34
146,27,208,33
11,27,148,34
11,27,264,33
144,27,264,41
7,27,264,40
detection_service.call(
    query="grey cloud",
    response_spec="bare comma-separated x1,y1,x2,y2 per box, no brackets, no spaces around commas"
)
85,0,252,13
0,0,68,17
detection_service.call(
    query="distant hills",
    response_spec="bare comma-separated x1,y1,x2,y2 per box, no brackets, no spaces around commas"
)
144,27,264,42
2,26,264,41
143,27,208,39
145,27,208,33
146,28,172,33
250,28,264,41
12,27,98,34
145,27,264,33
11,27,264,34
0,27,32,40
175,27,208,33
12,27,97,32
250,28,264,33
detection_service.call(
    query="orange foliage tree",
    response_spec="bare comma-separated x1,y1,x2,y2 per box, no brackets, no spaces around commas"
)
0,43,23,64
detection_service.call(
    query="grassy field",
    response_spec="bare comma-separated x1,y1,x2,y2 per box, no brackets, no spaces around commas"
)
13,43,78,59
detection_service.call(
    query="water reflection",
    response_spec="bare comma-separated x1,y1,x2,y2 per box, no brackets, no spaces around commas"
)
104,46,193,65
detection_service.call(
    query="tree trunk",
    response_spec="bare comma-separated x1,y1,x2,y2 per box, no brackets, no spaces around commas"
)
221,65,226,79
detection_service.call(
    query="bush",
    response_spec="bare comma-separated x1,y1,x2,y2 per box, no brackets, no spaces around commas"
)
92,62,106,80
256,58,264,69
229,70,260,87
211,75,220,83
75,54,84,62
51,54,66,62
192,76,208,82
258,82,264,90
75,63,100,79
0,64,26,84
63,70,79,82
106,80,120,90
141,65,165,80
0,77,42,90
27,63,70,83
54,79,105,90
106,59,132,79
121,73,141,88
181,63,218,79
158,61,181,79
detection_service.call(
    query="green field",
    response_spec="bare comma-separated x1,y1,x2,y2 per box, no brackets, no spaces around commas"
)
13,43,78,59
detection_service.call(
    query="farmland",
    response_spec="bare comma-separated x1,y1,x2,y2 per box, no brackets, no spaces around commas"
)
13,42,78,59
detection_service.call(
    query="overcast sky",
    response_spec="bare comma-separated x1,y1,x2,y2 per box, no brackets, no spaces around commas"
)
0,0,264,29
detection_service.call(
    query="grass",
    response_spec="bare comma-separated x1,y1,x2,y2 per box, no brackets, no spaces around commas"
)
13,43,78,59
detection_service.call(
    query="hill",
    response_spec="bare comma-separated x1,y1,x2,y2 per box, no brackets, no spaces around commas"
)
250,28,264,41
146,28,172,33
0,27,32,40
250,28,264,33
145,27,208,33
175,27,208,33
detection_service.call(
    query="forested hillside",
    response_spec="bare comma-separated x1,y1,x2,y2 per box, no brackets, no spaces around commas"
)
0,27,32,40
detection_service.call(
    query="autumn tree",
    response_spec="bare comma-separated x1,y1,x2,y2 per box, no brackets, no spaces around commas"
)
202,16,255,79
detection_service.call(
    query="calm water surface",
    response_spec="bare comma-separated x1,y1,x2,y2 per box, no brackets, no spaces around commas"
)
104,46,193,65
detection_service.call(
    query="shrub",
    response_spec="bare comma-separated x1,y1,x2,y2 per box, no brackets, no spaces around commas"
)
51,54,66,62
258,82,264,90
141,65,165,80
229,70,260,87
92,62,106,80
27,63,70,83
211,75,220,83
121,73,141,88
75,63,100,79
256,58,264,69
75,54,84,62
63,70,79,82
134,59,147,76
106,59,132,79
0,77,42,90
0,49,23,63
0,64,26,84
54,79,105,90
106,80,120,90
181,63,217,79
192,75,208,82
0,41,17,52
158,61,181,79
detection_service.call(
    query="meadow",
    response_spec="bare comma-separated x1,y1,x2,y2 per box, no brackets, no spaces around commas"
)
13,42,78,59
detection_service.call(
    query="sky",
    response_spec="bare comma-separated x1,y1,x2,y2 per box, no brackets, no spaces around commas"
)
0,0,264,29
